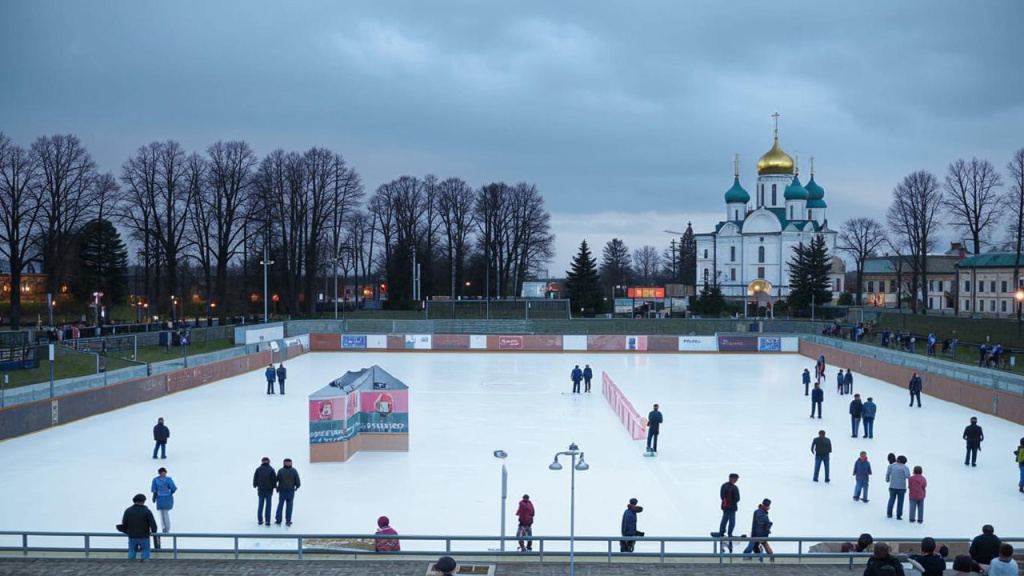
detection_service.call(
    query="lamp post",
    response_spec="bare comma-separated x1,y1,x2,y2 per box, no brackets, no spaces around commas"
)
493,449,508,551
1015,289,1024,337
549,443,589,576
260,245,275,323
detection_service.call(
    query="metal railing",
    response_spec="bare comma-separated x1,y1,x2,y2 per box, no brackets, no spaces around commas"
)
0,530,989,566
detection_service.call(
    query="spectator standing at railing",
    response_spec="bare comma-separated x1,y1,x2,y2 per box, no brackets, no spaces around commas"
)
583,364,593,393
118,493,158,562
908,373,923,407
570,365,583,394
907,537,948,576
515,494,535,552
926,333,936,356
619,498,643,552
374,516,400,552
712,473,740,551
979,342,988,367
863,542,906,576
152,417,169,459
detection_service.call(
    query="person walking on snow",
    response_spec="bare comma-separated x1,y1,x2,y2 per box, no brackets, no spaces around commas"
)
515,494,535,551
802,368,811,396
276,363,287,395
861,397,877,438
812,430,832,482
810,382,823,419
849,394,864,438
853,451,871,503
570,365,583,394
264,364,276,394
963,416,984,466
583,364,594,393
150,467,177,536
741,499,774,561
646,404,663,453
909,372,922,407
152,417,170,459
620,498,643,552
713,473,740,552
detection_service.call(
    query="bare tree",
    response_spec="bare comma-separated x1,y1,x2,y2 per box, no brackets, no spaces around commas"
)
942,158,1003,254
205,141,257,319
506,182,554,295
838,217,887,305
1008,148,1024,321
184,153,213,314
326,153,364,309
31,134,98,298
632,245,661,285
253,149,304,315
0,134,42,330
600,238,632,298
300,147,341,315
436,177,476,298
887,170,942,314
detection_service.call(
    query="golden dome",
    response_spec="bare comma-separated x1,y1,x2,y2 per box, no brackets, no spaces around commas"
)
757,138,795,175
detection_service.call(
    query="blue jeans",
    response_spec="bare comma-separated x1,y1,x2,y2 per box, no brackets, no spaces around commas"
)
863,418,874,438
1019,465,1024,488
127,537,151,560
886,488,906,518
718,510,736,536
851,416,861,437
275,489,295,523
647,430,659,452
257,490,273,524
811,401,821,418
853,480,869,501
909,498,924,522
152,441,166,459
814,455,830,481
965,446,978,465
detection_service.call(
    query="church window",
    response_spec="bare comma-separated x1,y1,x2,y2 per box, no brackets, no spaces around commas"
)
990,300,996,312
758,246,765,263
964,280,971,292
703,249,708,259
730,246,735,262
771,184,777,205
808,210,812,220
991,281,996,293
1001,280,1008,293
757,266,765,279
703,268,709,283
730,268,736,281
835,279,841,291
789,206,793,219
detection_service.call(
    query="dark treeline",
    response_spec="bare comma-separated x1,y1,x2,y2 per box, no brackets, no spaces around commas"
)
0,132,556,329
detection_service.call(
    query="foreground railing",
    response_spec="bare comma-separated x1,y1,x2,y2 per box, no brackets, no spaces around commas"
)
0,531,989,567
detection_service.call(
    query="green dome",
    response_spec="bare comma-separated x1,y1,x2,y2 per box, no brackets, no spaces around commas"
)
783,175,808,200
807,197,828,209
724,177,750,204
805,174,825,200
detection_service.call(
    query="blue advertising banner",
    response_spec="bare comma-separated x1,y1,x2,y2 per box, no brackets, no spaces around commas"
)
758,337,782,352
342,335,367,349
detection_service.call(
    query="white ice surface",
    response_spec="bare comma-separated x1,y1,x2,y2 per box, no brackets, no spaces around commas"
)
1,352,1022,552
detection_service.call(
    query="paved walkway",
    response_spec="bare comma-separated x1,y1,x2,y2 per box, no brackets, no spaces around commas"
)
0,558,863,575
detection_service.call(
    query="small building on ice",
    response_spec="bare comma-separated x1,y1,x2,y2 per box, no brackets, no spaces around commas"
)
308,365,409,463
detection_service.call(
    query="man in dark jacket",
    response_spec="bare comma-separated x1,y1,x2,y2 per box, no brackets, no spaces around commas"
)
849,394,864,438
969,524,1001,565
152,417,169,459
582,364,594,393
276,363,287,395
253,457,277,525
863,542,906,576
861,398,877,438
119,493,157,561
811,430,832,482
810,383,823,419
837,369,845,395
570,365,583,394
741,499,773,561
620,498,643,552
908,373,923,407
713,473,740,551
963,417,984,466
515,494,535,551
646,404,663,453
274,458,301,526
843,370,854,395
265,364,276,394
802,368,811,395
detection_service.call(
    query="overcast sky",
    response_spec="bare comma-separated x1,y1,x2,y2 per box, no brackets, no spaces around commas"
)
2,1,1023,273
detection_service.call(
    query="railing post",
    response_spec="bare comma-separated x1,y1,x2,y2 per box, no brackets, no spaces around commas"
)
22,533,27,556
234,536,239,560
173,536,178,560
298,536,303,560
84,534,89,558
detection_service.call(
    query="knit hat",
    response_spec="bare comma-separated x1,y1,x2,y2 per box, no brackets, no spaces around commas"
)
629,498,638,505
761,498,772,507
377,516,389,527
435,556,457,572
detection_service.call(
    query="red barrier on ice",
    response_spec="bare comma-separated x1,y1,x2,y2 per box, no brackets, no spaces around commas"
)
602,371,646,440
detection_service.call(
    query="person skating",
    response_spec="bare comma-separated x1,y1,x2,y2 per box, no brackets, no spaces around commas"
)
646,404,663,453
274,458,300,526
152,417,170,459
810,382,823,419
118,493,157,561
276,363,287,395
849,394,864,438
712,473,740,552
843,370,854,395
741,498,773,562
802,368,811,396
909,372,923,407
264,364,276,394
570,365,583,394
811,430,832,482
583,364,593,393
908,465,926,524
885,455,910,520
374,516,400,552
963,416,984,466
150,467,177,537
853,451,871,503
253,457,277,525
620,498,643,552
861,397,877,438
515,494,535,551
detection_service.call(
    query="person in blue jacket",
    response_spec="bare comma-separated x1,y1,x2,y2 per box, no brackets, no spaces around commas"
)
582,364,594,393
852,451,871,503
264,364,277,395
802,369,811,396
150,467,177,536
861,397,877,438
810,382,823,419
836,369,845,395
570,365,583,394
843,370,854,395
620,498,643,552
276,363,287,395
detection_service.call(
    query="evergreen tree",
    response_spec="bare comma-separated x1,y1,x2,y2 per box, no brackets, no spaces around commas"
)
679,222,697,285
73,219,130,304
692,281,725,315
787,234,833,315
565,239,603,316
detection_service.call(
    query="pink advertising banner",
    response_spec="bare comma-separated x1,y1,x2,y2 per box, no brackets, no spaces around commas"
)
601,371,646,441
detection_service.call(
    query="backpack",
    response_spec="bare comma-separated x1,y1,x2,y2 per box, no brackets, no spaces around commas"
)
1016,447,1024,464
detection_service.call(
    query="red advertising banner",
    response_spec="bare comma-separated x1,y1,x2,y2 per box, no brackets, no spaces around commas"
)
627,287,665,298
497,335,524,350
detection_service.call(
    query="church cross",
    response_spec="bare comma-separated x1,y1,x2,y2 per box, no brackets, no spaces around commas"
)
734,153,740,177
771,112,780,138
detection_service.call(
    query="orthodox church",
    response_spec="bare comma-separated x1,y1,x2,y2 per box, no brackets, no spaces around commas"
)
694,116,841,310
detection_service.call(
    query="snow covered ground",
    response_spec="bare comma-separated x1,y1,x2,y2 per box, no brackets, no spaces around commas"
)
0,351,1021,553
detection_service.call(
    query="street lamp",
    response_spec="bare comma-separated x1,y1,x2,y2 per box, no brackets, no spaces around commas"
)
260,245,275,323
549,443,589,576
1015,289,1024,336
493,449,508,551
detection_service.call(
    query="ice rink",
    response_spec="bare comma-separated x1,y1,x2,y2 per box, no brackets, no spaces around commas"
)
1,351,1022,552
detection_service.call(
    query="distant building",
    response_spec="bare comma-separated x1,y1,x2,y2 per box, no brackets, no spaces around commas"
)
859,254,959,311
955,252,1024,317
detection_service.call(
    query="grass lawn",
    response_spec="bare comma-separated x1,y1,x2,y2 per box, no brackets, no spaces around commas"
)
2,339,238,390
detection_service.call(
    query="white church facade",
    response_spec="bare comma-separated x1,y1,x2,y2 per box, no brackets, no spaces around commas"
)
695,119,841,310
